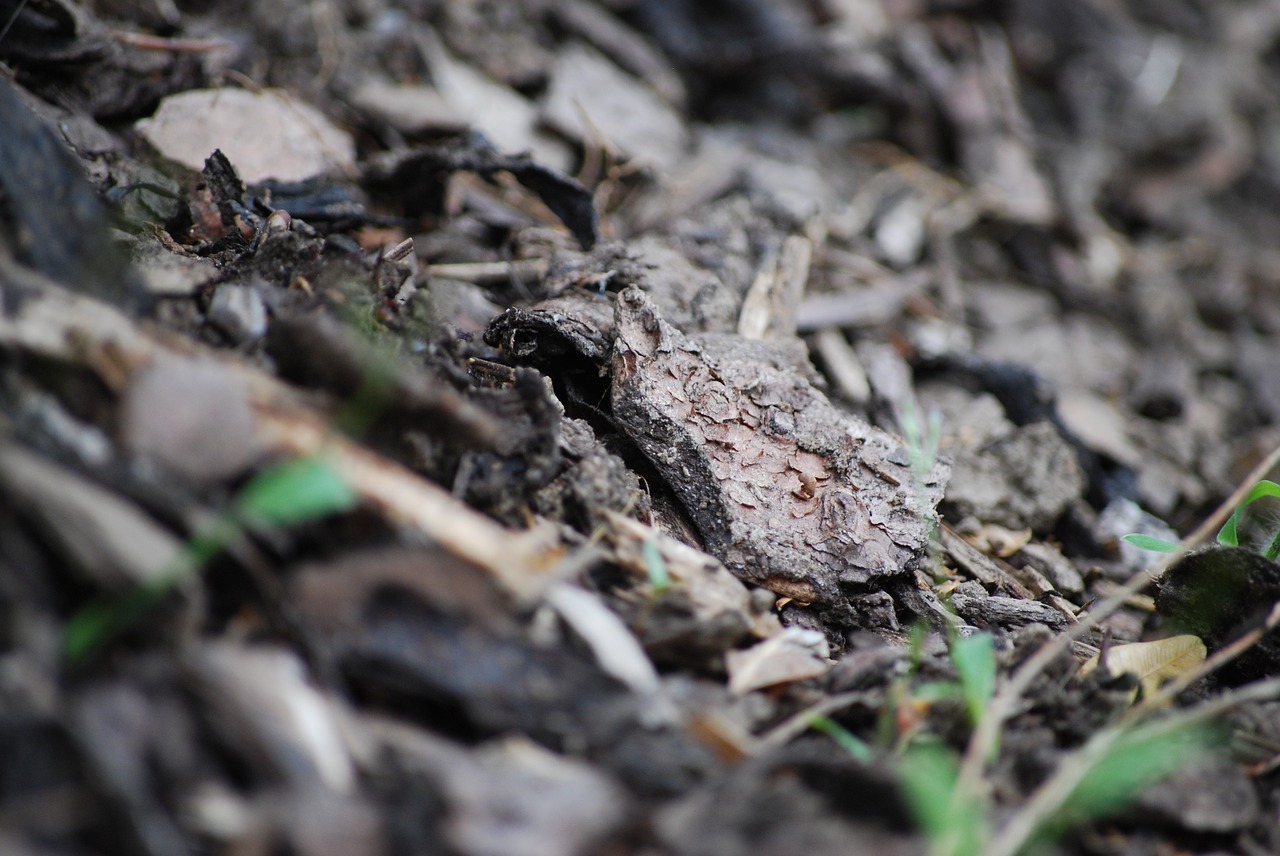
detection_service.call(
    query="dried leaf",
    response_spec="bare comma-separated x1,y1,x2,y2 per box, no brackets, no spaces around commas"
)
1080,635,1206,699
725,628,830,695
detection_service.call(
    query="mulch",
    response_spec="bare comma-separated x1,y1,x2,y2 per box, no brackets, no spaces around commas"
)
3,1,1280,855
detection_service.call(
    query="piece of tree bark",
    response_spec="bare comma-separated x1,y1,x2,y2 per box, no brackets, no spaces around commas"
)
610,287,947,603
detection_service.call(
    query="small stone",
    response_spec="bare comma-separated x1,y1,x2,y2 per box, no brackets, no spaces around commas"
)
943,421,1084,531
137,88,355,183
207,283,268,344
121,359,260,483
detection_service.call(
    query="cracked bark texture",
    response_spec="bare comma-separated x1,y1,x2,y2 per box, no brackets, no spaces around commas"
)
610,287,948,603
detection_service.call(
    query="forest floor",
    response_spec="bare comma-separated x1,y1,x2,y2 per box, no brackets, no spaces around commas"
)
4,1,1280,855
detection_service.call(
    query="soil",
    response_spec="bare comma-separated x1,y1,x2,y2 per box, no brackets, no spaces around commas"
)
3,2,1280,855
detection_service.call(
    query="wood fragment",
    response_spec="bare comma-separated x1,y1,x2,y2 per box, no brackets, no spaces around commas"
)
426,258,549,285
940,525,1035,601
611,287,946,603
254,409,570,600
811,328,871,405
737,235,812,341
794,271,928,332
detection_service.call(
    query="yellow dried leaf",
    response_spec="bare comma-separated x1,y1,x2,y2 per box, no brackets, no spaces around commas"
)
1079,635,1206,699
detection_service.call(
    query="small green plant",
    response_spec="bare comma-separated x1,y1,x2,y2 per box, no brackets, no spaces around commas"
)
951,632,997,729
63,455,357,662
899,665,1221,856
808,713,872,763
895,630,998,856
899,740,987,856
946,455,1280,856
901,632,996,728
641,538,672,593
897,397,943,478
997,717,1221,856
825,630,994,856
1123,478,1280,557
1215,479,1280,558
1045,722,1218,837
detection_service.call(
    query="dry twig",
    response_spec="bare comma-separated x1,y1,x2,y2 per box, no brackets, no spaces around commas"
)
957,442,1280,850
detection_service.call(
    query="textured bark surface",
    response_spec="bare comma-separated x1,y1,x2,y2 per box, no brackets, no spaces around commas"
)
611,287,947,602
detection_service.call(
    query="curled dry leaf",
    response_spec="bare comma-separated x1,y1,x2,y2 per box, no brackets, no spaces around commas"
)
1080,635,1207,700
726,628,831,696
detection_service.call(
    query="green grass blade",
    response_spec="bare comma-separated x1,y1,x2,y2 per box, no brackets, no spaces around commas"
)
900,742,986,856
65,457,355,663
912,681,964,703
809,714,872,763
1037,722,1220,850
64,590,158,662
1120,533,1180,553
642,539,671,593
234,456,357,526
952,633,996,727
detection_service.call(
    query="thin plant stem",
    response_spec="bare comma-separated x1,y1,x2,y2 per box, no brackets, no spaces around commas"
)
0,0,30,48
985,676,1280,856
756,691,874,750
950,443,1280,842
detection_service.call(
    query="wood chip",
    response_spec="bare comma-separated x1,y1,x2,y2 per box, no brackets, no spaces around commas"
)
611,287,946,602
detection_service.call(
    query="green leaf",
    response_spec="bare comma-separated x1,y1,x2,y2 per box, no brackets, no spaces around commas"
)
63,458,355,665
235,456,357,526
1217,480,1280,548
952,633,996,727
1120,533,1180,553
1056,723,1218,833
907,621,928,673
899,742,986,856
912,681,964,703
64,599,135,662
808,714,872,763
642,539,671,593
63,579,172,663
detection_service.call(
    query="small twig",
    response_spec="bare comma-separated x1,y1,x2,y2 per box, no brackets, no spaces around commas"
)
0,0,30,49
108,31,234,53
951,443,1280,837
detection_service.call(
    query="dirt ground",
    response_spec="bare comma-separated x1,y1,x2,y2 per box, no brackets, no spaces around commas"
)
4,1,1280,855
